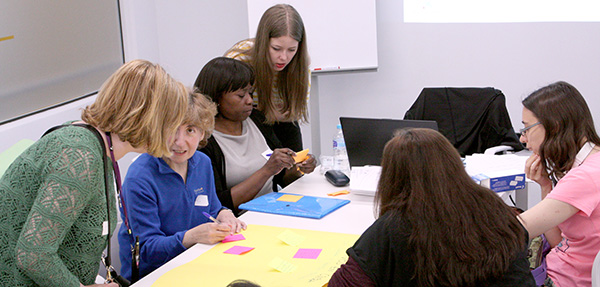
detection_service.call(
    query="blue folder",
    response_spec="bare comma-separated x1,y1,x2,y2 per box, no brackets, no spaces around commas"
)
238,192,350,219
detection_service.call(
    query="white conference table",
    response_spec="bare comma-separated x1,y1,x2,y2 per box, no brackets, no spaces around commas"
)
132,152,535,286
132,171,377,286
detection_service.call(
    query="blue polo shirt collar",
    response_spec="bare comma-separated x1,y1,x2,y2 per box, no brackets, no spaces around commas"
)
156,152,198,175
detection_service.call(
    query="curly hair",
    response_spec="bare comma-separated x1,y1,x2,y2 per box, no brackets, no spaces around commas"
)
184,92,217,148
522,81,600,180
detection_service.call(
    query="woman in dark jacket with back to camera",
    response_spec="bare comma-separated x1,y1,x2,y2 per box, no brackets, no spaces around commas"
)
329,128,536,287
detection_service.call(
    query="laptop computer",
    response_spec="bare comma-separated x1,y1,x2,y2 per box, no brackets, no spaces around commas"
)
340,117,439,167
339,117,439,196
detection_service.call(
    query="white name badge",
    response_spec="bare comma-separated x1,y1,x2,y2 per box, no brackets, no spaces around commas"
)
195,194,209,206
102,221,109,236
261,148,273,161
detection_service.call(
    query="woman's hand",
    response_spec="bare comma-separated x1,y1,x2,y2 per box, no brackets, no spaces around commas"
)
216,209,247,234
297,153,317,174
264,148,296,175
524,153,553,197
182,222,231,247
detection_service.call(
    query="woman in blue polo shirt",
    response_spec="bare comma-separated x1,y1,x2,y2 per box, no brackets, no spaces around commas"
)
118,92,246,281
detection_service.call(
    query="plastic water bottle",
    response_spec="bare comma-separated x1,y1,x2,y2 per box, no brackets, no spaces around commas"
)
333,124,350,176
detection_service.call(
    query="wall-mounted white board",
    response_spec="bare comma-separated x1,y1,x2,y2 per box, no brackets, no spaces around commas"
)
0,0,123,125
247,0,378,72
404,0,600,23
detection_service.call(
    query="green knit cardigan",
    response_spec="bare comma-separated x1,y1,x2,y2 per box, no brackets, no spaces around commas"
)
0,125,117,286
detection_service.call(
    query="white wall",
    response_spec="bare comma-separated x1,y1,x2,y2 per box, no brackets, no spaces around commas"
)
3,0,600,174
119,1,599,158
315,1,600,156
120,0,249,86
1,0,248,177
0,96,96,152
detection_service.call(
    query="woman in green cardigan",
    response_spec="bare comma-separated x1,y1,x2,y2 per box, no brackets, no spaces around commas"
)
0,59,188,287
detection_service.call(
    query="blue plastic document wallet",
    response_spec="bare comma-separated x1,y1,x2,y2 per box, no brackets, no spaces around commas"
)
238,192,350,219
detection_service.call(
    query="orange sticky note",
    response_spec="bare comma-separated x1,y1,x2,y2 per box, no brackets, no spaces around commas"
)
293,149,309,163
277,194,303,202
327,190,350,196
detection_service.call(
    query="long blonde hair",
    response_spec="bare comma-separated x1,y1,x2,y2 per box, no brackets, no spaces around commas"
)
81,59,188,158
229,4,309,123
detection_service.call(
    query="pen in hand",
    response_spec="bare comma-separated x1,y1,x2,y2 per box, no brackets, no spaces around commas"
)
203,211,236,235
202,211,220,224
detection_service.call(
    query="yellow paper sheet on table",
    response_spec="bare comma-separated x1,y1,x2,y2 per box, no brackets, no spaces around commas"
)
152,224,359,287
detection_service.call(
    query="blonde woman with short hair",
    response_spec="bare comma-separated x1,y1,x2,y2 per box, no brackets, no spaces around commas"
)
117,92,246,281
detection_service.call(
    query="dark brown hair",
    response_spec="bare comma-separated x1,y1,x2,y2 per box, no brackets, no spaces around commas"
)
375,128,526,286
522,81,600,180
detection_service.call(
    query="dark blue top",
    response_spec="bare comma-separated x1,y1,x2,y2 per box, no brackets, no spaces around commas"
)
118,151,222,280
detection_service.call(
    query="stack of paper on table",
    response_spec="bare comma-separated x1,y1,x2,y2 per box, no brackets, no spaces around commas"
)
470,169,526,192
465,154,528,201
349,166,381,196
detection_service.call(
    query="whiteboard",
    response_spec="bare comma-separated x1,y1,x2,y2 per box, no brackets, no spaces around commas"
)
0,0,123,124
404,0,600,23
247,0,378,72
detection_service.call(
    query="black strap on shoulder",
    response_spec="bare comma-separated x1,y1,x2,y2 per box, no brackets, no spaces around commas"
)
42,123,110,241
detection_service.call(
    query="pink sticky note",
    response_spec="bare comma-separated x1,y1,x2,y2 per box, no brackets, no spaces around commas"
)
222,233,246,243
224,245,254,255
293,248,322,259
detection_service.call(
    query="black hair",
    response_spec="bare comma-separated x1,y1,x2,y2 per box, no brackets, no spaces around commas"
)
194,57,255,104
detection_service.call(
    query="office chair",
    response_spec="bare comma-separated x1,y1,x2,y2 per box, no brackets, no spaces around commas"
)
404,87,524,156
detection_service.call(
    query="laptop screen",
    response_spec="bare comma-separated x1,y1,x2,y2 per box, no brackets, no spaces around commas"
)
340,117,439,167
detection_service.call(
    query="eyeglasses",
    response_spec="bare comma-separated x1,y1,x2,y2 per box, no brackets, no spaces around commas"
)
520,122,541,136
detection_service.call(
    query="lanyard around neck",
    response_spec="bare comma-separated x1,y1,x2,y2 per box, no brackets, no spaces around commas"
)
573,142,596,168
104,132,133,235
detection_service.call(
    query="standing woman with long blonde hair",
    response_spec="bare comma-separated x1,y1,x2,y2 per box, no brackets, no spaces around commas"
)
225,4,310,152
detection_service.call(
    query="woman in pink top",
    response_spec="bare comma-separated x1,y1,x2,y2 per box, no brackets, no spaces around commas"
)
519,81,600,287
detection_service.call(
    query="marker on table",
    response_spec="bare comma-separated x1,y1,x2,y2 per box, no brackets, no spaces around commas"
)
314,66,340,71
202,211,220,223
